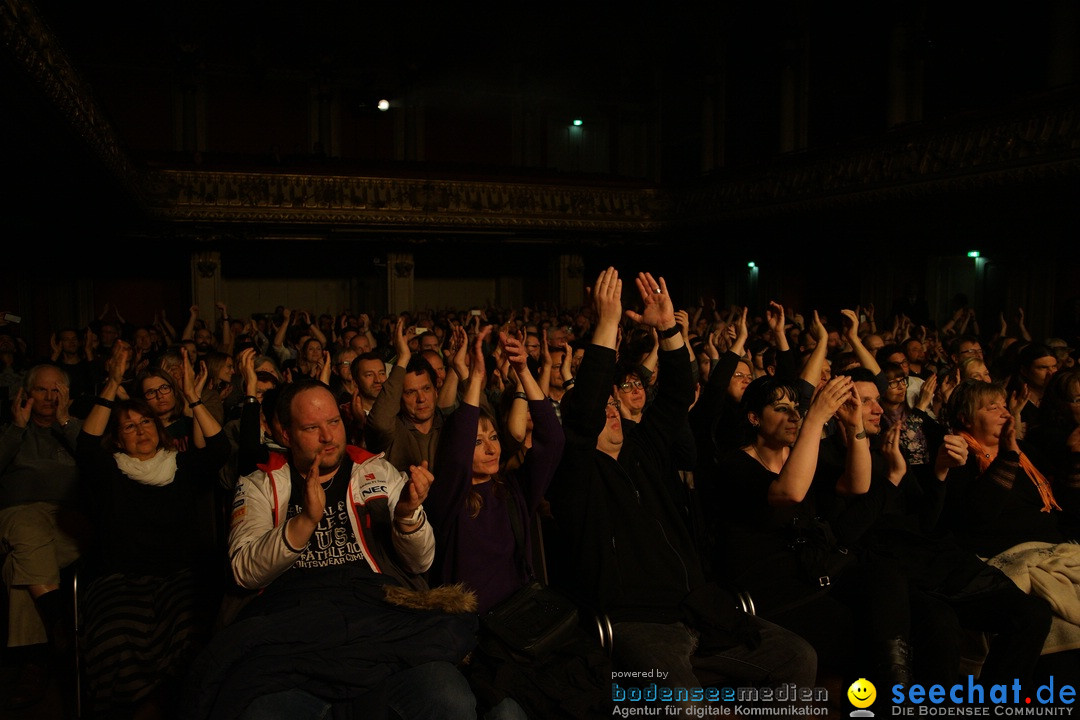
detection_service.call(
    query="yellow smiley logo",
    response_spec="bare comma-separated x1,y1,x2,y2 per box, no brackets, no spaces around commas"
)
847,678,877,709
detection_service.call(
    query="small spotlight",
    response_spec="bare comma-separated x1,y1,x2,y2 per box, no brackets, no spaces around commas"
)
747,262,756,269
377,99,390,111
966,251,980,258
572,119,583,126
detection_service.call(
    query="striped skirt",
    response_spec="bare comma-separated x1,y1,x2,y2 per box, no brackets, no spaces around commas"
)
81,568,209,714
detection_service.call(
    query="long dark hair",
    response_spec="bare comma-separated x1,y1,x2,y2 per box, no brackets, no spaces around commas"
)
466,404,508,519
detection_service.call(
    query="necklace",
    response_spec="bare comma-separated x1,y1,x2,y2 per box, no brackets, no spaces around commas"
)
745,444,784,474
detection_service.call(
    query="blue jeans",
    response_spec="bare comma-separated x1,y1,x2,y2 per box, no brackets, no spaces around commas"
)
238,661,480,720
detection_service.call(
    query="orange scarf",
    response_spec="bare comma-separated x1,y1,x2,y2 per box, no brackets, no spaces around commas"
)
959,432,1062,513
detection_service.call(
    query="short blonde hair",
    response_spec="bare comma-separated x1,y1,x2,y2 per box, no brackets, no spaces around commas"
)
946,379,1007,432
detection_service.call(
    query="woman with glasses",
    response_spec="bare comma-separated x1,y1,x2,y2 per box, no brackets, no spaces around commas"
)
879,361,943,474
136,368,197,453
613,365,648,423
75,341,229,719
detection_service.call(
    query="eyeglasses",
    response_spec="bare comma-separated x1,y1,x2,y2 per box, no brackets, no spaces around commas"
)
120,418,154,435
887,377,909,389
1069,397,1080,405
732,372,751,380
958,347,983,356
338,361,352,367
143,383,173,399
606,399,621,410
618,380,644,391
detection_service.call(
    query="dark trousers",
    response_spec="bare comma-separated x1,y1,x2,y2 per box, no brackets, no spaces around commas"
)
765,559,911,686
911,584,1052,687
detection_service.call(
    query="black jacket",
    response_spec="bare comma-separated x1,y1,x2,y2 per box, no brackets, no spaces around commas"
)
547,343,753,649
179,566,478,720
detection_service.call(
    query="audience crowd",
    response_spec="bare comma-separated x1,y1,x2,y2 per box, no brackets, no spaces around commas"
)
0,278,1078,719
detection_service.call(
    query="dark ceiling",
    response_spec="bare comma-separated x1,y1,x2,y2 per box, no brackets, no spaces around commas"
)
3,0,1078,253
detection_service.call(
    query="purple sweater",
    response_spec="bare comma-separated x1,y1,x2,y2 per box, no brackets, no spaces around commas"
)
427,398,564,613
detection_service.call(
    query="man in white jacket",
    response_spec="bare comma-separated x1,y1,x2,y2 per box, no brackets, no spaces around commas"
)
230,378,434,590
218,377,491,720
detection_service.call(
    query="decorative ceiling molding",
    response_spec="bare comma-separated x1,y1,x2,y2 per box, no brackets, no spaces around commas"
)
146,170,667,233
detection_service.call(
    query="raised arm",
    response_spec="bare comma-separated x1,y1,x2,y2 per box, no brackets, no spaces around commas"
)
559,268,622,442
391,316,414,369
83,326,97,363
766,301,790,353
181,305,199,341
234,347,268,476
304,311,328,347
157,309,177,345
728,307,749,360
504,330,544,402
271,308,292,351
831,381,872,496
83,342,131,437
537,328,553,396
674,309,697,365
357,313,378,352
1016,307,1032,342
438,325,469,411
182,347,221,448
768,375,855,506
841,308,881,375
462,326,492,408
798,310,830,389
217,302,234,354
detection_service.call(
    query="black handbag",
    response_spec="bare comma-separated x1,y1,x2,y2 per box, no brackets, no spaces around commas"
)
789,515,856,588
481,581,581,661
479,489,581,661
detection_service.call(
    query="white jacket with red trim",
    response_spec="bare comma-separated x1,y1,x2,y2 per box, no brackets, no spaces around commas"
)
228,445,435,590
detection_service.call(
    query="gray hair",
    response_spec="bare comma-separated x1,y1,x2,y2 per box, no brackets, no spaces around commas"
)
23,364,70,392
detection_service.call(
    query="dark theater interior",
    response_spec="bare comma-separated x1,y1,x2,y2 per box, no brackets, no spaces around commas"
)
1,0,1080,717
3,0,1079,349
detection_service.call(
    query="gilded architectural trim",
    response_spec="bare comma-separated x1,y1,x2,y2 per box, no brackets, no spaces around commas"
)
146,171,666,232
